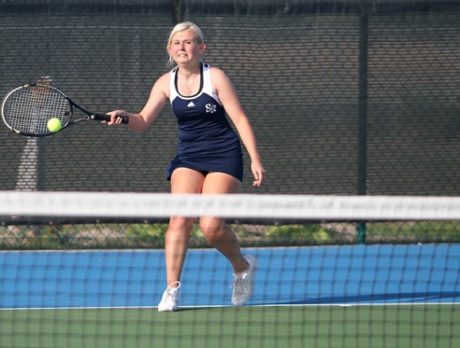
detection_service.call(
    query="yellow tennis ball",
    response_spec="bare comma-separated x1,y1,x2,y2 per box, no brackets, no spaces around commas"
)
47,118,62,132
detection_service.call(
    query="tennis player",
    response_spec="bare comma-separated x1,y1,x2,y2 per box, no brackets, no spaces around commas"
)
107,21,265,311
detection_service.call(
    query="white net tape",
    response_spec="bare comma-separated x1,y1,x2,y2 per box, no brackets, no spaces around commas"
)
1,191,460,221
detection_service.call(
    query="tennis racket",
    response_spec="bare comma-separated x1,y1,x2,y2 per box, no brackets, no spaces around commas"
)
1,83,128,137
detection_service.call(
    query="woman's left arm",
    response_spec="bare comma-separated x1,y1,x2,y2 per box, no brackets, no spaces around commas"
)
212,67,265,187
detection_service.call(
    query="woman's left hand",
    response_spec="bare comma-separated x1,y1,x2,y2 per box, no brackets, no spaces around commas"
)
251,161,265,187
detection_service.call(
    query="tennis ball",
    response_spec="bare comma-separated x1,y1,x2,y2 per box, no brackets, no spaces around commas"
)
47,118,62,132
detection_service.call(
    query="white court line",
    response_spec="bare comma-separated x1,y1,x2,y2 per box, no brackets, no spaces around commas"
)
2,302,459,312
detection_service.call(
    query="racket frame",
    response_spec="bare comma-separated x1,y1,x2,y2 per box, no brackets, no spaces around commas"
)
1,83,128,137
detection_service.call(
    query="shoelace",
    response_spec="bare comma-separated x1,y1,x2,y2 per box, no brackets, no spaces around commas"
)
166,281,181,297
232,272,248,295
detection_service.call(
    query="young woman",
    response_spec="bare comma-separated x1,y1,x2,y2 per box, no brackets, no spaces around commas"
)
107,21,265,311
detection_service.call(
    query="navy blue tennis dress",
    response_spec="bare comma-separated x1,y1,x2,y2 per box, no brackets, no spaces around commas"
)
166,63,243,181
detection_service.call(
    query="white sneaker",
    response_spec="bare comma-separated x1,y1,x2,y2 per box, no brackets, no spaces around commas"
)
231,255,257,306
158,281,181,312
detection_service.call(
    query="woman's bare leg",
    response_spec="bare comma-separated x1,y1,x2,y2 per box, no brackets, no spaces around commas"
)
199,172,249,273
165,168,205,286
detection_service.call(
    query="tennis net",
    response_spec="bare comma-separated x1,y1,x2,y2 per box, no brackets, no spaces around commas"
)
1,192,459,348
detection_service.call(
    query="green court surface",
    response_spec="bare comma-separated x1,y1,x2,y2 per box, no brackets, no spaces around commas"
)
1,305,458,348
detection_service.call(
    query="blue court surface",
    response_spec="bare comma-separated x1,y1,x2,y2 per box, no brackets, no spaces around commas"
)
1,244,459,309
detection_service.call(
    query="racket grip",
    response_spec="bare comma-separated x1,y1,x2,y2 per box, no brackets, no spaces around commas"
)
92,113,129,124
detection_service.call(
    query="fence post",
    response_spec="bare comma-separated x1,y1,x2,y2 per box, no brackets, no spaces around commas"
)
170,0,185,24
357,1,369,244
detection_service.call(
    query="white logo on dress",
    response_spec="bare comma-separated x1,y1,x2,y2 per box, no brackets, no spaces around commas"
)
205,103,217,114
187,101,195,108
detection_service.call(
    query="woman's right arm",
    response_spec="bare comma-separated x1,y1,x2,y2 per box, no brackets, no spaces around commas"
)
107,73,170,132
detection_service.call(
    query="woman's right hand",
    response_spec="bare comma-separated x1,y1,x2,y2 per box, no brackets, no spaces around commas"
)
106,110,130,125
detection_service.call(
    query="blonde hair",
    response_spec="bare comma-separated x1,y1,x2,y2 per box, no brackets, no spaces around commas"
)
166,21,205,67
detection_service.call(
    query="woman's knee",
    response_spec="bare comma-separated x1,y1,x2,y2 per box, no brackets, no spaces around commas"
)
199,217,225,240
168,217,195,237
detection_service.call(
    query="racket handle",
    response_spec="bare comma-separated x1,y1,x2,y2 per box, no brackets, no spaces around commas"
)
92,113,129,124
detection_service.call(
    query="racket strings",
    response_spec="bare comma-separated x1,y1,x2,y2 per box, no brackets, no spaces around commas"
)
3,86,71,135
